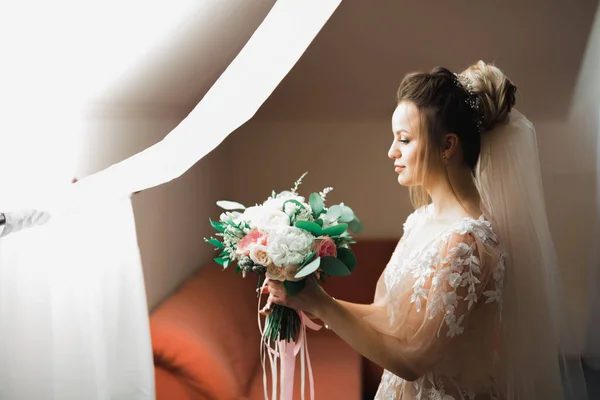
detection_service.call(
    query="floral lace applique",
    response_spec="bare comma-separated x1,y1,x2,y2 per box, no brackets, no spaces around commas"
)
375,213,505,399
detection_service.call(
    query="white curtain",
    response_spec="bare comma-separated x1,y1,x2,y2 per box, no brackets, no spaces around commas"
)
0,196,153,399
0,1,342,398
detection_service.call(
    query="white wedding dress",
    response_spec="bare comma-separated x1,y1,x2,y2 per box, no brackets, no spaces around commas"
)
368,205,506,399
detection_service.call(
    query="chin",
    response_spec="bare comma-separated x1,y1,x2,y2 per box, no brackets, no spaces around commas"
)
396,175,414,187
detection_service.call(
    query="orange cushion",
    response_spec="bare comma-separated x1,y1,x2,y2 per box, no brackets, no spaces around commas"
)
155,366,195,400
151,265,262,398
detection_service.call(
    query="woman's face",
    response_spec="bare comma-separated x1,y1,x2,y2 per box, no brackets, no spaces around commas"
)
388,101,424,187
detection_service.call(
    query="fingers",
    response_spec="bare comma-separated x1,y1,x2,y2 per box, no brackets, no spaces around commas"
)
259,293,284,316
258,280,283,296
259,297,272,316
267,280,285,298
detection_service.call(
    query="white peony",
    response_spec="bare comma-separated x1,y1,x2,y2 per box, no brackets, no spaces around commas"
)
239,205,290,229
266,225,314,268
263,191,306,209
281,201,311,221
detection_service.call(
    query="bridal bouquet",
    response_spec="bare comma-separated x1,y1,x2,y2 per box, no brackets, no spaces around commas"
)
204,172,362,343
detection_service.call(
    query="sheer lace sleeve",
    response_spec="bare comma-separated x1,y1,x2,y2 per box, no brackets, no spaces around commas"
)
365,230,504,379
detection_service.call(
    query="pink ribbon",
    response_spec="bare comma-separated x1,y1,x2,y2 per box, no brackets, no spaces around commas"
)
258,278,322,400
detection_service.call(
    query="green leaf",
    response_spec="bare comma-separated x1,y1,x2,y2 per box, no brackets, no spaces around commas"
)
282,200,309,224
337,248,357,272
206,238,225,249
294,257,321,279
214,257,227,266
348,218,363,234
284,279,306,296
299,250,318,268
309,193,324,217
314,218,323,227
321,223,348,236
295,220,323,236
218,250,229,258
339,206,355,223
326,205,342,220
210,218,225,232
283,199,307,213
216,200,246,210
319,256,351,276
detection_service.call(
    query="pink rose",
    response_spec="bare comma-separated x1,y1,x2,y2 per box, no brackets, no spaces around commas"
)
249,244,272,267
313,237,337,258
237,229,268,256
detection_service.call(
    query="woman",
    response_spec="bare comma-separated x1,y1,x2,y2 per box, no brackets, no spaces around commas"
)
266,61,586,399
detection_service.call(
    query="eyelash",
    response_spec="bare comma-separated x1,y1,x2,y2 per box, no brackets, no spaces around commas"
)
398,139,410,144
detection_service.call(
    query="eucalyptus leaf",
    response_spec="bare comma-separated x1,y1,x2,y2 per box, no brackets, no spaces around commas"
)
321,223,348,236
348,218,363,233
295,220,323,236
319,256,351,276
337,248,357,272
326,205,342,220
216,200,246,210
284,279,306,296
299,250,318,268
294,257,321,279
339,206,355,223
309,193,324,217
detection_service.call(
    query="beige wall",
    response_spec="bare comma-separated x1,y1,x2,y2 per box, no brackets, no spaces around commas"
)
225,118,411,239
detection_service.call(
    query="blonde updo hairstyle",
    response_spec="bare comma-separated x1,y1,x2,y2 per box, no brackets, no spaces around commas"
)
460,60,517,133
396,60,517,208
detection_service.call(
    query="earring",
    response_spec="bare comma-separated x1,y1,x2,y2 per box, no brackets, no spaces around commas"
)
442,152,448,165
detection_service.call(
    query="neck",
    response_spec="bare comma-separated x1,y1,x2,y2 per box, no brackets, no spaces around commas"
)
426,166,481,220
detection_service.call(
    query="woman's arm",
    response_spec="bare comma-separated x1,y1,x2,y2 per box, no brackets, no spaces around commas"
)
266,279,420,381
267,232,496,383
315,295,420,381
336,299,382,318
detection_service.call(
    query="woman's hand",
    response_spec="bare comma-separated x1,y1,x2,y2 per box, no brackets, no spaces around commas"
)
264,276,333,319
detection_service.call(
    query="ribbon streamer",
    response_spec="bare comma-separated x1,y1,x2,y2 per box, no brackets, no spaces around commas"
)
258,278,322,400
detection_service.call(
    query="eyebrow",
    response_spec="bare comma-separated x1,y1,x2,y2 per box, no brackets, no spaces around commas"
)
394,129,412,136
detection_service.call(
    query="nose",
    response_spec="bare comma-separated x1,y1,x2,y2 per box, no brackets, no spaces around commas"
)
388,141,400,160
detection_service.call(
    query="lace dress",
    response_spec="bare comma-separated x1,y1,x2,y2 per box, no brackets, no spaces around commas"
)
367,206,506,399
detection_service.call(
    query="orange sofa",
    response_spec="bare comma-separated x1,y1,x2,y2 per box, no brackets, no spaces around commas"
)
150,239,398,400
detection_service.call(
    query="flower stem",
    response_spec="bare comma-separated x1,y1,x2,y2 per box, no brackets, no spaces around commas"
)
265,304,301,342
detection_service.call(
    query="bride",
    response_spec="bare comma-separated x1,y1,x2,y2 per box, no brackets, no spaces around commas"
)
266,61,588,399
